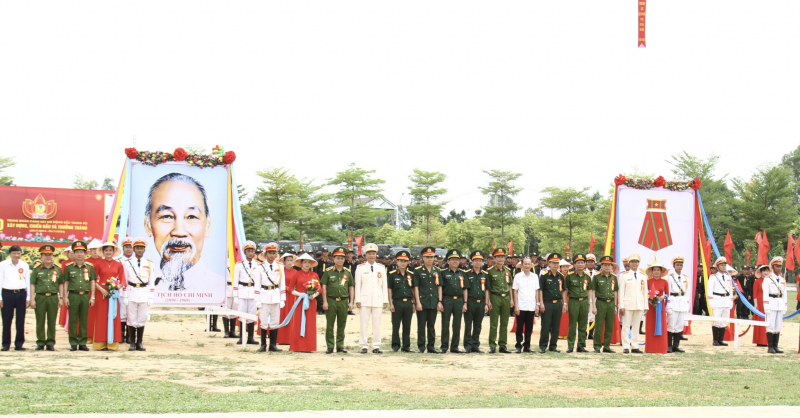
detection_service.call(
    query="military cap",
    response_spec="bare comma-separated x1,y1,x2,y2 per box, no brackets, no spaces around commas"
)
547,253,562,262
447,249,461,259
39,244,55,254
470,250,485,260
263,242,279,252
627,253,642,262
492,248,506,257
331,247,346,257
120,237,133,247
770,256,783,266
71,240,88,251
672,256,685,265
363,243,379,253
573,253,586,262
133,237,147,248
243,241,257,251
421,247,436,257
586,253,597,261
395,250,410,260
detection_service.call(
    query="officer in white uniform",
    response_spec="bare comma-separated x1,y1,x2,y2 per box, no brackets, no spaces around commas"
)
707,257,736,346
121,237,158,351
234,241,262,345
762,257,787,354
665,256,690,353
354,243,389,354
255,242,285,352
618,253,648,354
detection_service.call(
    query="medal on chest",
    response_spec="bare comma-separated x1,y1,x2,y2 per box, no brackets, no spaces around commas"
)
340,273,347,287
558,279,563,292
583,278,588,290
504,271,509,283
480,277,485,291
18,268,24,281
641,279,645,292
434,272,439,285
83,267,89,281
459,275,464,288
51,269,58,282
611,279,616,291
406,274,413,287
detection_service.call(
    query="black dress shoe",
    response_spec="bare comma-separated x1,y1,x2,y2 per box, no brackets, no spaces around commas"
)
548,349,561,353
15,347,27,351
0,347,9,352
515,347,522,353
630,349,642,354
440,348,448,353
473,349,484,353
372,348,383,354
100,348,109,351
603,348,616,353
566,348,574,353
361,348,368,354
326,348,334,354
489,347,496,353
337,348,348,353
451,348,466,353
623,349,629,354
393,348,399,352
680,335,688,340
595,348,602,353
539,348,546,354
418,348,425,353
429,348,442,354
46,346,54,351
70,346,77,352
499,347,512,354
35,345,45,351
523,348,532,353
401,348,413,353
577,347,588,353
348,311,356,316
78,345,90,351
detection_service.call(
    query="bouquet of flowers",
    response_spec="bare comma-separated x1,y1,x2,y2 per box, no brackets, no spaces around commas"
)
305,278,321,296
648,288,666,306
105,277,122,299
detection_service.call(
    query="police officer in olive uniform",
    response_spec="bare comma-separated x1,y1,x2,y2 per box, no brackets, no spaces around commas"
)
463,251,491,353
30,245,61,350
413,247,442,353
440,249,468,353
487,248,513,353
589,256,618,353
320,247,354,354
564,254,591,353
59,241,97,351
387,250,415,352
537,253,567,353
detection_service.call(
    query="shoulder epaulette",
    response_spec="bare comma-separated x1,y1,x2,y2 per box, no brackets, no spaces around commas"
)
389,269,397,274
344,266,352,272
84,261,94,266
66,261,74,266
326,266,334,271
414,266,422,270
481,269,488,274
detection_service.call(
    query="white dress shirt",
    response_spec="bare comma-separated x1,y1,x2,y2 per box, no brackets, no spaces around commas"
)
512,270,540,311
0,258,31,301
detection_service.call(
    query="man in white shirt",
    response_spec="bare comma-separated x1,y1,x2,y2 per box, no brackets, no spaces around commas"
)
512,257,539,353
708,257,736,346
618,253,647,354
665,256,690,353
122,238,159,351
255,242,286,352
1,245,31,351
234,241,262,345
354,243,389,354
763,257,787,354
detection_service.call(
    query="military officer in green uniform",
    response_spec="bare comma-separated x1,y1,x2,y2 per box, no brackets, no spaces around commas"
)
59,241,97,351
440,249,468,353
537,253,567,353
29,245,61,350
413,247,442,353
487,248,513,353
387,250,415,352
464,250,491,353
320,247,354,354
590,255,619,353
564,254,591,353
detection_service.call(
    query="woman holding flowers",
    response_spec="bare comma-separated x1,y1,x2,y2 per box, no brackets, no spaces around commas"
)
276,252,297,346
645,258,669,354
287,253,320,352
91,242,126,351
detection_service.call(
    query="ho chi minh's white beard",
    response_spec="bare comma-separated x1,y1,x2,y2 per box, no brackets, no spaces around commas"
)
160,238,197,291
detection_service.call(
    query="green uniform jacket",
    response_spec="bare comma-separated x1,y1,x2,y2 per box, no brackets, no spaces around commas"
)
31,264,61,294
320,266,354,299
539,270,564,301
465,269,492,300
413,265,442,310
565,272,591,299
387,269,415,300
590,273,618,301
487,266,512,295
441,268,467,297
59,261,97,292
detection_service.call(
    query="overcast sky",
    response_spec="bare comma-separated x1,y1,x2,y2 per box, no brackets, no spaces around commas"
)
2,1,798,216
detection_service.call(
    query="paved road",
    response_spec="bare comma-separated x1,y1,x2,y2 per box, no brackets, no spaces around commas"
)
11,406,799,418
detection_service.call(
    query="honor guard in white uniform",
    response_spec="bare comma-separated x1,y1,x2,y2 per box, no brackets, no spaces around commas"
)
121,237,159,351
354,243,389,354
761,257,787,354
618,253,648,354
118,237,134,344
255,242,285,352
223,263,239,339
234,241,262,345
707,257,736,346
665,256,690,353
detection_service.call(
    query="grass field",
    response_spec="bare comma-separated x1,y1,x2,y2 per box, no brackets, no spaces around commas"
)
1,290,797,414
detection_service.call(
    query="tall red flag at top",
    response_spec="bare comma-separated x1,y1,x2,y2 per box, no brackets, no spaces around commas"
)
354,235,364,256
507,241,513,256
786,234,796,271
795,237,800,271
589,233,596,254
756,230,770,265
724,230,734,266
746,249,751,266
638,1,647,48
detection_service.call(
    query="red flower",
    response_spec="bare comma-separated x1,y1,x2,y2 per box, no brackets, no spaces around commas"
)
125,148,138,159
691,177,702,190
223,150,236,164
654,176,666,187
173,147,188,161
614,175,626,186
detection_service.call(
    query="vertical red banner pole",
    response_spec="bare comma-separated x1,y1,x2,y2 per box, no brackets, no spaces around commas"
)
638,0,647,48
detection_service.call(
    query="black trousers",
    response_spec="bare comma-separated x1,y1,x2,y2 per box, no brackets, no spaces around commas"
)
1,289,27,348
515,310,535,349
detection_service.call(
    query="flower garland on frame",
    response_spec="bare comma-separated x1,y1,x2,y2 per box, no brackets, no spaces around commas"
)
124,146,236,168
614,174,701,191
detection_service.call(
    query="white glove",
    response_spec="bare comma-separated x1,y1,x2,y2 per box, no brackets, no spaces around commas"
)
122,297,128,306
280,301,285,309
146,299,153,306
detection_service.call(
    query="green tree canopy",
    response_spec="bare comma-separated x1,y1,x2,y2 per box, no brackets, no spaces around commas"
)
406,169,448,245
0,155,15,186
328,163,386,237
479,170,522,246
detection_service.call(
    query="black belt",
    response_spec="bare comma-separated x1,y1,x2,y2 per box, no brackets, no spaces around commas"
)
37,292,58,297
239,282,254,287
394,298,413,302
261,285,277,290
712,292,729,296
598,298,614,303
670,293,683,296
769,294,781,298
2,288,25,293
328,297,349,301
71,291,88,295
468,297,484,303
571,297,586,301
129,283,148,288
